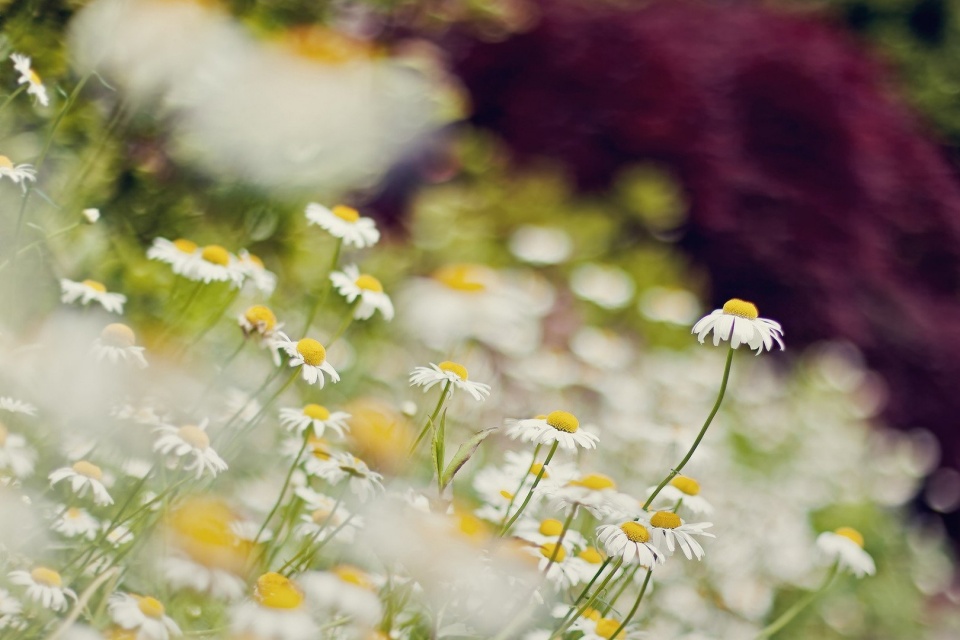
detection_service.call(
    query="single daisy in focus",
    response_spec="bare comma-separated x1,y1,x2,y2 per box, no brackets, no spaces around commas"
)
52,507,99,540
409,361,491,402
9,53,48,106
0,423,36,478
154,420,228,479
301,566,383,627
304,451,383,502
147,238,201,275
636,511,714,560
646,475,713,515
60,278,126,314
8,567,76,612
305,203,380,248
272,334,340,388
330,264,394,320
238,249,277,296
0,588,24,630
817,527,876,577
279,404,350,439
49,460,113,505
0,155,37,192
238,304,281,340
691,298,784,354
536,472,636,518
182,244,246,288
231,572,318,640
596,521,664,567
92,323,148,368
0,397,36,416
108,593,181,640
505,411,599,451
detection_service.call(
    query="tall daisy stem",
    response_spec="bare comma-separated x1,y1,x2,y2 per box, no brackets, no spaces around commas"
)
409,380,452,454
500,441,559,535
755,563,839,639
255,431,310,546
542,504,577,576
498,444,542,529
550,558,625,639
609,568,653,638
602,564,640,615
301,238,343,334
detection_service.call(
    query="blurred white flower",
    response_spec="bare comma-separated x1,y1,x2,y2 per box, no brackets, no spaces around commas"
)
52,507,99,540
162,554,246,601
147,237,201,276
231,572,317,640
306,204,380,248
409,361,491,402
0,397,36,416
509,225,573,265
60,278,127,314
0,424,36,478
639,287,701,325
305,451,383,502
817,528,876,577
91,323,148,368
154,420,228,479
49,460,114,505
330,264,394,320
279,404,350,439
108,593,181,640
8,567,76,612
0,588,24,630
9,53,48,106
570,264,635,309
301,566,383,626
691,299,784,354
647,476,714,516
238,249,277,295
82,207,100,223
0,155,37,192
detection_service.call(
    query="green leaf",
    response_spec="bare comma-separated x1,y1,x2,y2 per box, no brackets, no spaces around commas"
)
432,408,447,483
440,426,498,491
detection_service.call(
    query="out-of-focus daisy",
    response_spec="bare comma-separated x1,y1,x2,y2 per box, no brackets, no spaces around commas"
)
92,323,148,368
0,397,36,416
305,203,380,248
279,404,350,439
509,225,573,265
409,361,491,401
522,542,583,589
0,155,37,192
295,497,360,545
636,511,714,560
513,517,586,549
0,588,24,630
301,566,383,627
182,244,246,287
692,298,784,354
505,411,599,451
105,523,135,548
272,334,340,388
162,553,247,601
49,460,114,505
646,475,713,515
596,521,664,567
239,305,281,340
571,614,639,640
330,264,394,320
147,238,201,275
817,527,876,577
154,420,228,479
0,423,36,477
238,249,277,296
108,593,181,640
9,53,48,106
52,507,99,540
231,572,318,640
60,278,127,314
567,546,613,584
8,567,76,612
570,263,635,310
537,472,637,518
82,208,100,224
304,451,383,502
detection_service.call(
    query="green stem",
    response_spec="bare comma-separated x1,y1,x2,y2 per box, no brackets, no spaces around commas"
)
602,564,640,615
541,504,577,577
0,85,26,112
327,298,361,346
255,432,310,546
609,568,652,638
498,444,542,530
409,381,452,455
755,564,839,639
550,558,624,639
500,441,559,535
301,238,343,334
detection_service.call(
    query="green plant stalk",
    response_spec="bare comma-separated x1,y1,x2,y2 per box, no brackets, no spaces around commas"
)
550,558,625,639
255,431,310,546
410,380,452,454
301,238,343,334
609,568,653,638
755,563,839,639
500,441,560,535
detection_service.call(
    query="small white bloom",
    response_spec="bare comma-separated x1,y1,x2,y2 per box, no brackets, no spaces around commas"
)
52,507,99,540
48,460,113,505
295,498,361,545
82,208,100,224
509,225,573,265
105,523,135,547
238,304,281,340
279,404,350,439
0,397,37,416
60,278,126,314
108,593,181,640
817,528,876,577
163,554,246,601
646,476,713,515
91,323,148,368
238,249,277,295
0,588,24,630
154,420,228,479
512,516,586,549
330,264,394,320
505,411,599,451
536,473,637,518
9,53,48,106
147,237,201,275
181,244,246,287
301,567,383,626
636,511,714,561
691,298,784,354
409,361,491,402
0,424,36,478
0,155,37,192
596,522,664,567
272,333,340,388
304,451,383,503
8,568,76,612
305,203,380,248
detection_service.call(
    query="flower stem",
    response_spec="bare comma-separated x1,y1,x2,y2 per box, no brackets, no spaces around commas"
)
409,380,452,455
550,558,624,639
255,432,310,546
542,504,577,577
609,568,652,639
500,441,559,535
602,564,640,615
301,238,343,334
498,443,541,530
755,563,839,639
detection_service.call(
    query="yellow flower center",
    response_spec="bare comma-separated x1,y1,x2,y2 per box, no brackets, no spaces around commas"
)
310,508,334,524
669,476,701,496
244,305,277,333
303,404,330,420
457,513,487,539
254,572,303,609
539,519,564,536
173,238,198,254
546,410,579,433
333,565,375,590
650,511,682,529
30,567,63,587
540,542,566,562
332,205,360,222
177,425,210,450
355,274,384,292
578,547,604,564
438,361,468,381
433,264,487,292
583,607,602,622
596,617,625,639
28,70,41,85
528,462,549,478
308,436,332,459
101,323,136,348
499,489,513,500
66,508,82,520
296,338,326,366
722,298,759,319
835,527,865,548
571,473,616,490
620,522,651,543
72,460,103,480
82,279,107,293
137,596,165,619
201,245,230,266
0,156,13,169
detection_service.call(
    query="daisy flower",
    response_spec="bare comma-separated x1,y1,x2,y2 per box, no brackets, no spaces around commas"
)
147,238,201,275
0,397,36,416
305,203,380,248
817,527,876,577
301,566,383,627
505,411,600,451
646,475,713,515
82,208,100,224
330,264,394,320
567,546,614,584
0,155,37,192
513,517,586,549
238,250,277,296
162,554,247,601
0,588,24,630
52,507,100,540
279,404,350,439
60,278,126,314
409,361,491,401
105,523,135,547
231,572,318,640
636,511,714,560
273,334,340,388
182,244,246,287
572,614,639,640
8,567,76,612
92,323,148,368
536,473,637,518
691,298,784,354
108,593,181,640
154,420,228,479
49,460,114,505
239,305,282,342
9,53,48,106
596,522,664,567
0,424,36,478
295,498,361,545
304,451,383,502
523,542,585,589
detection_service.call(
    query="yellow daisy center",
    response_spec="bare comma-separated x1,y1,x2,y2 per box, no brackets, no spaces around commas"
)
296,338,326,366
571,473,616,490
433,264,487,292
578,547,604,564
333,565,375,590
177,425,210,450
28,70,41,85
72,460,103,480
499,489,513,500
173,238,198,254
539,519,564,536
596,617,625,639
354,274,383,292
137,596,165,619
437,361,468,380
244,305,277,332
528,462,549,478
0,156,13,169
546,410,579,433
66,508,83,520
650,511,682,529
201,245,230,266
101,323,136,348
583,607,602,622
457,513,487,539
332,205,360,222
669,476,701,496
82,279,107,293
303,404,331,420
254,572,303,609
30,567,63,587
835,527,865,548
620,522,651,543
540,542,566,562
722,298,759,319
311,508,334,524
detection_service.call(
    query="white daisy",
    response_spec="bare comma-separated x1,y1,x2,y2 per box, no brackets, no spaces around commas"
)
0,155,37,192
162,554,247,601
536,472,637,518
596,522,664,567
154,420,228,479
60,278,127,314
305,203,380,248
0,397,36,416
505,411,600,451
523,542,585,589
301,566,383,627
409,361,491,402
108,593,181,640
636,511,714,560
513,517,586,549
48,460,114,505
147,238,202,275
817,528,876,577
330,264,394,320
82,208,100,224
0,588,24,630
239,304,281,340
181,244,246,287
238,249,277,295
272,334,340,388
691,298,784,354
52,507,99,540
279,404,350,439
304,451,383,502
572,615,640,640
231,572,318,640
9,53,48,106
105,522,135,547
7,567,76,612
646,476,713,515
295,498,360,545
91,323,148,368
0,424,36,478
566,546,614,584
